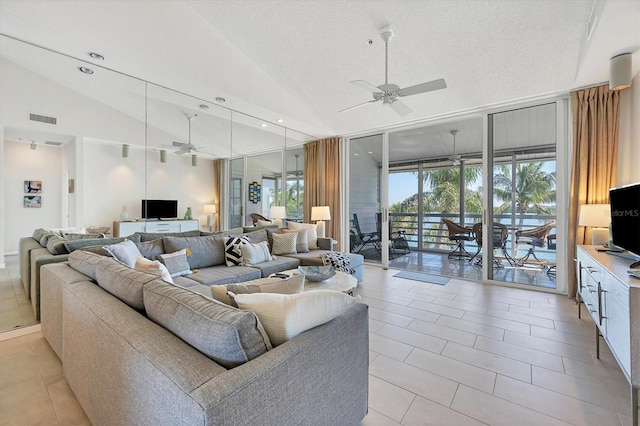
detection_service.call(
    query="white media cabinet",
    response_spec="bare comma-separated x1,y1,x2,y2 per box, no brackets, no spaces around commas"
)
576,245,640,425
113,220,199,237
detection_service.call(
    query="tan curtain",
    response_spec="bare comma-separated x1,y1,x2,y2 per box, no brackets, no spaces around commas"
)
303,141,320,223
322,138,341,249
567,85,619,298
213,159,223,232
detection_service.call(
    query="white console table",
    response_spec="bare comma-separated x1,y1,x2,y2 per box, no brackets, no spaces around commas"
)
576,245,639,425
113,220,199,237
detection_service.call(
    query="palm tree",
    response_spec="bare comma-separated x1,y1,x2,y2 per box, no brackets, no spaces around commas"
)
493,162,556,224
422,165,483,214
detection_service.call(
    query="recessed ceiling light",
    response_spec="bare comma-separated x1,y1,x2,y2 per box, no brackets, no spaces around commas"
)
79,66,94,74
261,123,268,128
277,119,284,123
199,104,209,110
354,153,359,156
215,97,226,102
368,151,373,154
88,52,105,60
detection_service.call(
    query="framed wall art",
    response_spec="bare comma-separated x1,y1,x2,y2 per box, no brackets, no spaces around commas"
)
248,181,261,204
24,180,42,193
24,195,42,208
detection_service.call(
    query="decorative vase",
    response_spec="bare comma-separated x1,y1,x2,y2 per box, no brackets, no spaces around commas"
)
119,206,129,221
184,207,193,220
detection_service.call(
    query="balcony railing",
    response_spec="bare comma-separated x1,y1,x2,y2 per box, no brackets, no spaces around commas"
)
388,212,556,260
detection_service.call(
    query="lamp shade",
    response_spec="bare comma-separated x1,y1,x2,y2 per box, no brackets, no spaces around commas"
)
270,206,287,219
203,204,216,214
578,204,611,227
311,206,331,221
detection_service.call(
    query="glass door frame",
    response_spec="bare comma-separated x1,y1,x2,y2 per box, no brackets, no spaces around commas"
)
342,97,569,293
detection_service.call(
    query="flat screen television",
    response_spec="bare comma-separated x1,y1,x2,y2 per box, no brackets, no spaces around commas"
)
609,182,640,268
141,199,178,220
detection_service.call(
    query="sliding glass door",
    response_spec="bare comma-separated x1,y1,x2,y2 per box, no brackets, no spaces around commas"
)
347,100,565,290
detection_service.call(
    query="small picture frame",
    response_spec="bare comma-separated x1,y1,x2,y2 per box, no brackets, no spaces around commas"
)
24,180,42,193
24,195,42,208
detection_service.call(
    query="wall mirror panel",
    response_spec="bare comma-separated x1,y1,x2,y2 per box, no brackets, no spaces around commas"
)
144,84,231,223
0,34,147,332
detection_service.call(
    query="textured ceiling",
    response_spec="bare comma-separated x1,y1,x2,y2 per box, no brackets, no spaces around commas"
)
0,0,638,142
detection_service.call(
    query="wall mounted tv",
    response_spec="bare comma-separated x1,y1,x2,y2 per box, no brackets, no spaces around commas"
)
609,182,640,268
141,199,178,220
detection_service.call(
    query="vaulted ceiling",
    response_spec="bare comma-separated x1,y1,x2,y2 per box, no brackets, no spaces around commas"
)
1,0,638,141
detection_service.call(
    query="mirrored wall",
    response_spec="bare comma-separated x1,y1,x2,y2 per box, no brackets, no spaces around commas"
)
0,34,316,333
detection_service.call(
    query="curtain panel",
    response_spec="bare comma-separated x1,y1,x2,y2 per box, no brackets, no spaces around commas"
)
322,138,341,249
567,85,620,298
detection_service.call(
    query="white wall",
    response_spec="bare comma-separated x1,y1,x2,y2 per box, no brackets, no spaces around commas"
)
349,150,380,234
617,70,640,186
3,140,63,253
81,141,215,232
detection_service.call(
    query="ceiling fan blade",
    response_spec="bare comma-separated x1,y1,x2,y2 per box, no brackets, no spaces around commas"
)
172,141,188,148
174,148,188,155
389,99,412,116
339,99,379,113
398,78,447,97
351,80,381,93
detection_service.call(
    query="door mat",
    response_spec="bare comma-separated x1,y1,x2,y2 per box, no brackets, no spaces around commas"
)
393,271,450,286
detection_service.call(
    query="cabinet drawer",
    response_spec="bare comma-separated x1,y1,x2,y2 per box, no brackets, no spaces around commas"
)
144,222,181,233
604,274,630,375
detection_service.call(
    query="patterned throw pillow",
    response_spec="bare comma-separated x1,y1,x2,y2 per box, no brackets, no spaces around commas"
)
224,236,249,266
241,241,273,266
272,232,297,255
320,252,356,275
157,249,192,277
283,228,309,253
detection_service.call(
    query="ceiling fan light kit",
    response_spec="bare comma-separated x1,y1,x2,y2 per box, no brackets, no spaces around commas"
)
340,25,447,116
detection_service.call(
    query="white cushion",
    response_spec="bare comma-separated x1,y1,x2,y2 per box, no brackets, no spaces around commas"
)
232,290,357,346
272,232,297,255
134,256,173,283
210,274,305,306
287,222,318,249
103,239,142,268
283,228,309,253
241,241,273,266
257,219,273,227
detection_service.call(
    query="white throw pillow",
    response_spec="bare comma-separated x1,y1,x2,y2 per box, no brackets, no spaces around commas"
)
231,290,357,346
272,232,297,255
103,239,142,268
287,222,318,249
241,241,273,266
210,274,305,306
283,228,309,253
135,256,173,283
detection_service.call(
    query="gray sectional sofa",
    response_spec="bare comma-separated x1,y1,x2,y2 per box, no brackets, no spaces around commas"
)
40,246,369,425
20,225,364,320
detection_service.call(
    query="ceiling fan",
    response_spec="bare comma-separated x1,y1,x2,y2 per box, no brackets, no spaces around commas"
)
340,25,447,116
449,130,461,166
161,113,213,156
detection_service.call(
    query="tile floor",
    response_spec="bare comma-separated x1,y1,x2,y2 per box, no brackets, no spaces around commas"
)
0,262,633,425
0,255,36,333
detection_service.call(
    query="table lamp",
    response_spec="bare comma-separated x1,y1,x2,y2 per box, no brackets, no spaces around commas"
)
270,206,287,227
203,204,216,232
578,203,610,246
311,206,331,238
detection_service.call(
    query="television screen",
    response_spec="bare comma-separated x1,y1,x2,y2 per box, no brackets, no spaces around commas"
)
141,199,178,220
609,183,640,260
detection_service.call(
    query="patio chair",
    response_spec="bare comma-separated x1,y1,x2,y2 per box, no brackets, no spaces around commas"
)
469,222,511,267
250,213,270,226
546,233,557,278
515,220,556,265
352,213,381,254
376,213,410,257
442,218,474,259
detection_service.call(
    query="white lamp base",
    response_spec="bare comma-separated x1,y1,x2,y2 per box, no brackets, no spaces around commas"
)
316,220,326,238
591,227,609,246
274,218,283,228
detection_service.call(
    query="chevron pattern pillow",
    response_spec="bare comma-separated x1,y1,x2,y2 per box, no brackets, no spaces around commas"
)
224,236,249,266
